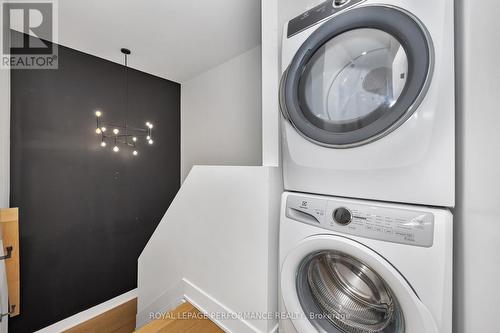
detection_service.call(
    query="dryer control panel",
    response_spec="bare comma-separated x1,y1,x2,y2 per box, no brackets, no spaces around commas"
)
287,0,366,38
286,195,435,247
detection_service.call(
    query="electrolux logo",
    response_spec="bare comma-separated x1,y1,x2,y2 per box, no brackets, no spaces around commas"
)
1,0,58,69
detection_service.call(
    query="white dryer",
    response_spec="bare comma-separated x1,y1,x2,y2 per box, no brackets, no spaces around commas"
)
280,0,455,207
279,192,452,333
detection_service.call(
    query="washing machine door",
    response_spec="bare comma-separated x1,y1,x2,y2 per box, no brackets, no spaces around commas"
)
280,6,433,148
281,235,438,333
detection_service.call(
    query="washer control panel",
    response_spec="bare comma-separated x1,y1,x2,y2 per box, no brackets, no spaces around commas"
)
286,195,434,247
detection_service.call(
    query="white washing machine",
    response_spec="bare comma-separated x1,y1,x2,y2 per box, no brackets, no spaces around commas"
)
279,192,452,333
280,0,455,207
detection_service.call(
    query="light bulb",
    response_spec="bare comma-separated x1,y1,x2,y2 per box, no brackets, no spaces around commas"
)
146,122,151,127
95,110,102,117
95,128,102,134
100,141,107,147
113,146,119,152
148,139,154,145
132,137,137,142
101,127,107,132
113,128,119,135
133,150,138,156
146,135,151,140
148,123,153,129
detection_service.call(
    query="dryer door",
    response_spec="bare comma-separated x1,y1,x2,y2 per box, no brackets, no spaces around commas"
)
280,6,433,148
280,235,438,333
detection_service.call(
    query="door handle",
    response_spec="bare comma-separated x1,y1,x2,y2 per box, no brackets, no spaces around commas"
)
286,208,320,225
0,305,16,322
0,247,12,261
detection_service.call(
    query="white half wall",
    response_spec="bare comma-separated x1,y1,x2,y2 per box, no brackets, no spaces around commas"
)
454,0,500,332
0,67,9,208
137,166,282,333
181,47,263,182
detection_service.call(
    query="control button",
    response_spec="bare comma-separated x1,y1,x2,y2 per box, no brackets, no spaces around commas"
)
333,207,353,226
333,0,350,8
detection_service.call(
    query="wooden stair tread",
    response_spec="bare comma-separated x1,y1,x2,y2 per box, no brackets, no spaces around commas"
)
64,299,137,333
136,302,224,333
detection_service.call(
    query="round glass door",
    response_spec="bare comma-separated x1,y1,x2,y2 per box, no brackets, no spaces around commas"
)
296,251,405,333
280,6,433,147
299,29,408,133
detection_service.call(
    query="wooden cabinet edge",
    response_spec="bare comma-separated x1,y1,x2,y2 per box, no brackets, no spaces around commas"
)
0,208,20,317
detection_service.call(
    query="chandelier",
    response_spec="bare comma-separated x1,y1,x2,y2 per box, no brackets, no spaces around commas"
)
94,48,155,156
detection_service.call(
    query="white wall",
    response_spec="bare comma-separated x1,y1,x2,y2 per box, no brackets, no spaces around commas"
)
181,0,301,178
454,0,500,332
181,47,263,182
0,68,9,208
137,166,282,333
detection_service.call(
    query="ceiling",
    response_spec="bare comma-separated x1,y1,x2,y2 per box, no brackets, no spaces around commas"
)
39,0,262,82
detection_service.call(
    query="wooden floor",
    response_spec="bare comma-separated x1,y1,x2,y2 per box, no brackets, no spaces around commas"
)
64,299,137,333
63,299,223,333
136,302,224,333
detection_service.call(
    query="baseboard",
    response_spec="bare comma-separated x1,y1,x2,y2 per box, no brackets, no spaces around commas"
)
136,279,271,333
183,278,263,333
269,323,279,333
135,280,185,328
36,289,137,333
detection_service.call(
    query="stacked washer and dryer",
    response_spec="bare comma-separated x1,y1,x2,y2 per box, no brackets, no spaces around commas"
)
278,1,454,333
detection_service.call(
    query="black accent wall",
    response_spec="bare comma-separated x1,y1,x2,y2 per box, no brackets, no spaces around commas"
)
9,35,181,332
